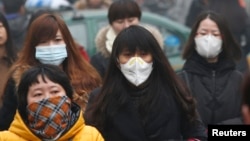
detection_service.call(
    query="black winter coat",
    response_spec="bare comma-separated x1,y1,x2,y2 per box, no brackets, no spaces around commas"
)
0,78,17,130
178,53,243,126
85,86,207,141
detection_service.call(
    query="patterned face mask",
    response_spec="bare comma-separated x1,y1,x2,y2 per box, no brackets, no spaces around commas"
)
26,96,71,140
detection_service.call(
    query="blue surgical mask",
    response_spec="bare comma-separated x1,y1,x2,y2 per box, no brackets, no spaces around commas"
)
35,44,67,66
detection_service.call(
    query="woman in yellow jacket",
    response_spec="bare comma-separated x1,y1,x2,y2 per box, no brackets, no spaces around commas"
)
0,64,104,141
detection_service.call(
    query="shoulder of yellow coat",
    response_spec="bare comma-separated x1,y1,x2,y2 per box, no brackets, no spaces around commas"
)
0,130,32,141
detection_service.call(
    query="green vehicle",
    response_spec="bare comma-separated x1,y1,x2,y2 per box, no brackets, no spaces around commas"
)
61,9,190,72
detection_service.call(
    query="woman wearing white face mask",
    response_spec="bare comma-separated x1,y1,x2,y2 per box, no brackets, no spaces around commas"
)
178,11,243,126
84,25,207,141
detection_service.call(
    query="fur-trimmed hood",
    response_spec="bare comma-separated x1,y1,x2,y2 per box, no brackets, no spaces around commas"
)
95,24,164,58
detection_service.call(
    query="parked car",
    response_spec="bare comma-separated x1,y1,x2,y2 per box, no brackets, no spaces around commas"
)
60,9,191,72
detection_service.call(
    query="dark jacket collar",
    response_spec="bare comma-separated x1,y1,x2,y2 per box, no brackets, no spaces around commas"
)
183,52,236,76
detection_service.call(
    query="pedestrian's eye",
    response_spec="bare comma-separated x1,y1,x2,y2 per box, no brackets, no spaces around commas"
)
55,38,63,42
124,52,132,57
213,33,221,37
115,19,124,24
51,90,59,94
197,32,207,36
128,18,136,22
33,93,42,97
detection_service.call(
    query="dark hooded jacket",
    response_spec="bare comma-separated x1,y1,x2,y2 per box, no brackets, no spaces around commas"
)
178,52,243,125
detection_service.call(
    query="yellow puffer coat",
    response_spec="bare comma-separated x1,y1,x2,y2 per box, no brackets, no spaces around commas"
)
0,110,104,141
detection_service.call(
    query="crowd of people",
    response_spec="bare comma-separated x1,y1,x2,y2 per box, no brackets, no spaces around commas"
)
0,0,249,140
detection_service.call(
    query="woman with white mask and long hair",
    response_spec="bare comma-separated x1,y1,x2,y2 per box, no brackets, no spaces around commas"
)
84,25,207,141
178,10,243,126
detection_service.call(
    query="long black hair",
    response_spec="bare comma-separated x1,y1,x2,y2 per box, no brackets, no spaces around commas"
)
85,25,197,131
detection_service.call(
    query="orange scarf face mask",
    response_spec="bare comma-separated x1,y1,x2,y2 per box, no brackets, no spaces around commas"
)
27,96,71,140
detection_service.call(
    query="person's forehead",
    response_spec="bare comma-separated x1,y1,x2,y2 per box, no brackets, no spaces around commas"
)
197,18,220,32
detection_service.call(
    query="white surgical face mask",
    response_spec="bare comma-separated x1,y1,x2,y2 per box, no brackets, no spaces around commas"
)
35,44,67,66
120,57,153,86
195,34,222,58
